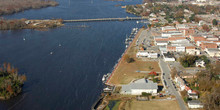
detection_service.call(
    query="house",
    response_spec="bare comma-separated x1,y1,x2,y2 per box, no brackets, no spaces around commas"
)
196,60,205,67
188,93,199,99
185,86,192,93
175,76,185,91
188,100,203,109
163,53,175,62
121,78,158,95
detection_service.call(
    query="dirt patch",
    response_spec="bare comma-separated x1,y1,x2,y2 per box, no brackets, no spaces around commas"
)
125,100,181,110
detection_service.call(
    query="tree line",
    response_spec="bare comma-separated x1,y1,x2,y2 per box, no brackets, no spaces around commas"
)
0,0,58,15
0,19,27,30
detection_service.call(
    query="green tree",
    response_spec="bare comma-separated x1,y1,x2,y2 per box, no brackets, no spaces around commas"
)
212,19,218,26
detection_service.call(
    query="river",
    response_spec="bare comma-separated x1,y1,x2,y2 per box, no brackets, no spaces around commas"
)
0,0,144,109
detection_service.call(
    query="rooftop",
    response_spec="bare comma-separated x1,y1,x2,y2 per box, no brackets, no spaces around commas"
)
121,78,158,92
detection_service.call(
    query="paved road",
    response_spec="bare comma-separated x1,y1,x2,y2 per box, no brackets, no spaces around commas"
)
159,59,188,110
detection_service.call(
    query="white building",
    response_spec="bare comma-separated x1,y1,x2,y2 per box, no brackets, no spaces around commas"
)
205,48,220,57
121,78,158,95
162,31,183,37
176,46,185,52
175,76,185,91
188,100,203,109
196,60,205,67
136,51,158,58
136,51,149,57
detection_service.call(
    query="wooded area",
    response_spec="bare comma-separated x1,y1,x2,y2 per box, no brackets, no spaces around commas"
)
0,0,58,15
0,63,26,100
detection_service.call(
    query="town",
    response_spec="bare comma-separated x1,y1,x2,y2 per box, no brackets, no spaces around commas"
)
95,0,220,110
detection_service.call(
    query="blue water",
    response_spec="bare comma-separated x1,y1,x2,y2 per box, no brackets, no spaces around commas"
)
0,0,143,109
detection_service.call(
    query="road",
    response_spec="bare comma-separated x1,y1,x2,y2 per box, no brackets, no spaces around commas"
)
159,59,188,110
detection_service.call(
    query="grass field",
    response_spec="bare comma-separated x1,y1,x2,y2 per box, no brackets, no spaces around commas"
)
108,29,161,85
125,100,181,110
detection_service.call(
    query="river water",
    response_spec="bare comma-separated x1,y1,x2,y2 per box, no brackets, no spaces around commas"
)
0,0,144,109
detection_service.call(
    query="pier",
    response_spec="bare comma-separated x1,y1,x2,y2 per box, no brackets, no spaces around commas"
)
63,17,148,22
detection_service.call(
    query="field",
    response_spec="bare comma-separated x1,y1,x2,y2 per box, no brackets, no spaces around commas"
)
108,28,161,85
125,100,181,110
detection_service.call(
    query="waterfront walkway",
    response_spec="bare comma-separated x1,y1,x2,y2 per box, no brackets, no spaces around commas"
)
63,17,148,22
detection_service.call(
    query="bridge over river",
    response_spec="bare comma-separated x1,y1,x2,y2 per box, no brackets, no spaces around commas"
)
63,17,148,22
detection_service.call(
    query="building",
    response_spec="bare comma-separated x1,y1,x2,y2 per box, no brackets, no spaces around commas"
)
186,46,200,55
205,48,220,57
175,76,185,91
188,93,199,99
155,41,168,46
136,51,149,57
201,42,218,50
136,51,158,58
121,78,158,95
188,100,203,109
161,26,176,32
196,60,205,67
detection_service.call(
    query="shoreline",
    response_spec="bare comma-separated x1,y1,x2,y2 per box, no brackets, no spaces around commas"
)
106,28,144,86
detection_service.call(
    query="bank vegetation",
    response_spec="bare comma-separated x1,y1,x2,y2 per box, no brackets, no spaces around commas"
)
0,0,58,15
0,63,26,100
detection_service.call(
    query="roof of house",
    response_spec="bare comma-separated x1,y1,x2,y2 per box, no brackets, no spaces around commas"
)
121,79,158,92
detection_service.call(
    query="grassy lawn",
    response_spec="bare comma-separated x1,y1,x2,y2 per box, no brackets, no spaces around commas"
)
108,29,161,85
104,100,121,110
125,100,181,110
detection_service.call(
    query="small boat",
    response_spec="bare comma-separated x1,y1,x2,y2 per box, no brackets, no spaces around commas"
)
59,44,62,47
50,52,53,55
23,38,26,41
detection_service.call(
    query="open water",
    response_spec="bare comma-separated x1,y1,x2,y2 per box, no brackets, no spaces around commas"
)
0,0,144,109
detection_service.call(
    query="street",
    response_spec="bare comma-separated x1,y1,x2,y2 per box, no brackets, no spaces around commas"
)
159,59,188,110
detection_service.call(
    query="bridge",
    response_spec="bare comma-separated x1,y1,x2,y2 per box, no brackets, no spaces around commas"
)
63,17,148,22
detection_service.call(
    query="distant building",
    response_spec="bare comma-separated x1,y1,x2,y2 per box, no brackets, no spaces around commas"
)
121,78,158,95
188,100,203,109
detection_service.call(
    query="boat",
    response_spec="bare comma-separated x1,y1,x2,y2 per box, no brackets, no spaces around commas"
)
59,44,62,47
50,52,53,55
23,38,25,41
102,73,111,83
